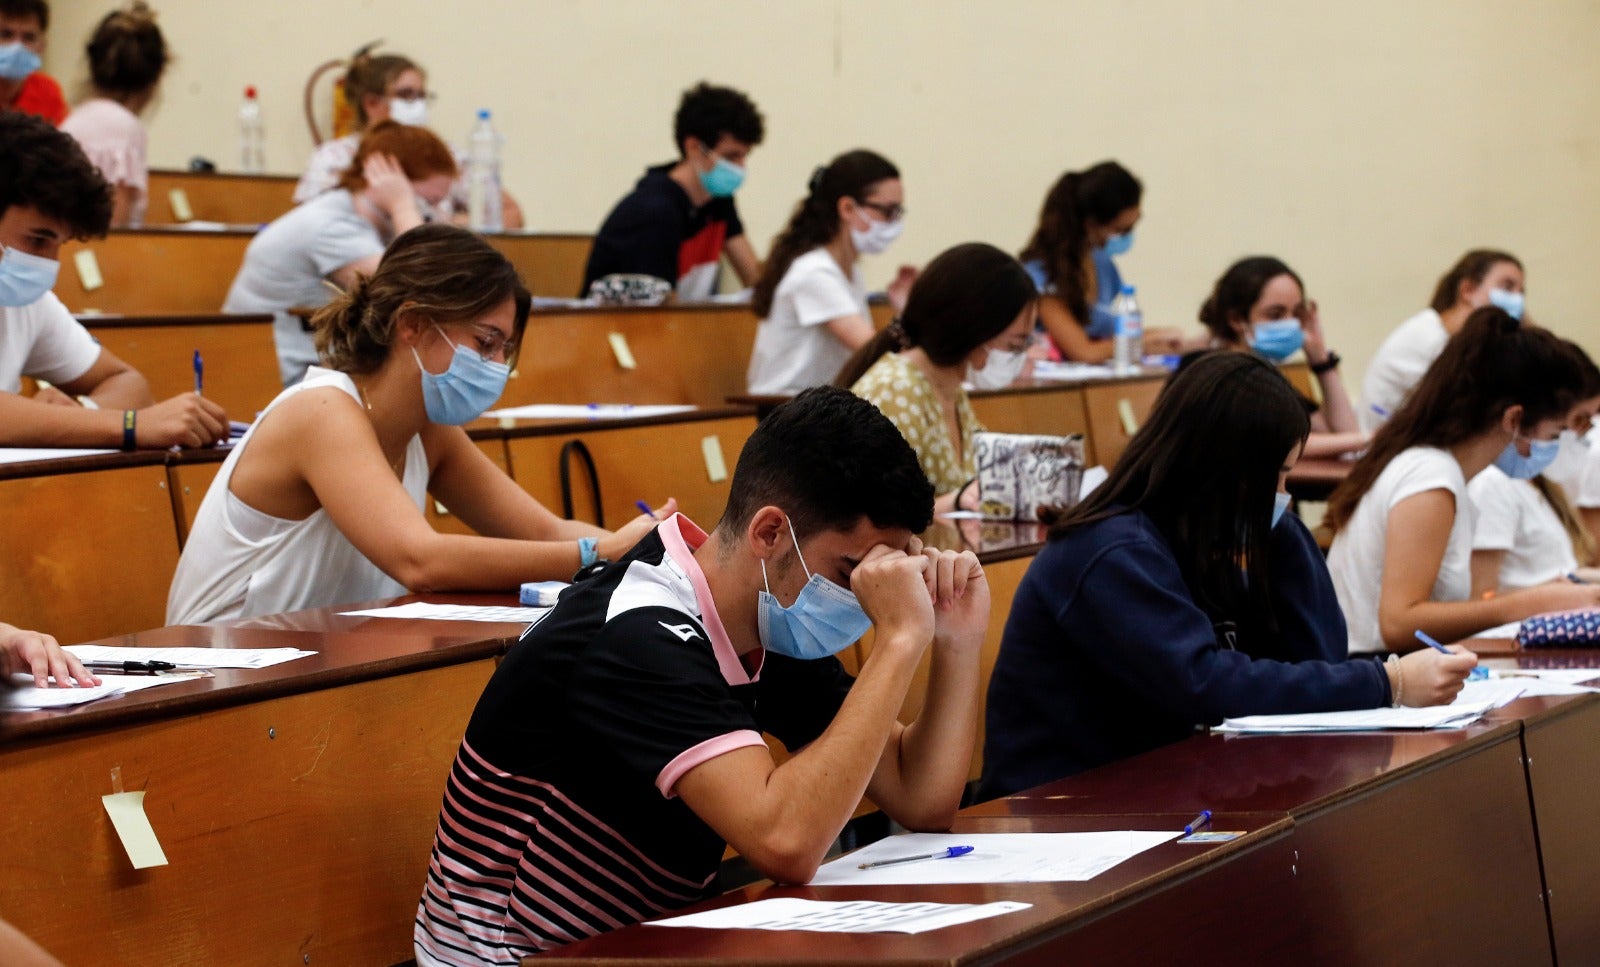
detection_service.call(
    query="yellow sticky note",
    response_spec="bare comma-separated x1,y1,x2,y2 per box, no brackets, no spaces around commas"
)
168,188,194,222
608,332,637,370
74,249,104,291
1117,398,1139,437
701,434,728,483
101,790,169,869
433,499,451,517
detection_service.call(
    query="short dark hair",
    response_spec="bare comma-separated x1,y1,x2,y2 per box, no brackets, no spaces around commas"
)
0,113,112,238
673,81,764,155
0,0,49,30
717,386,933,541
86,1,167,97
1197,256,1304,344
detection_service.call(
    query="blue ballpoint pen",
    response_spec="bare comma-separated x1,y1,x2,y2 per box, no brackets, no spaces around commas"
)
635,500,655,518
858,845,974,870
193,349,204,396
1182,810,1212,837
1414,630,1450,654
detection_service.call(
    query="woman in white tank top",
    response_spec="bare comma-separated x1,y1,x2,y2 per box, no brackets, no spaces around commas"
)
168,225,673,624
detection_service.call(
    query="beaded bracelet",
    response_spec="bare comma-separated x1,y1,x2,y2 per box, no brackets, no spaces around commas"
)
1387,653,1404,708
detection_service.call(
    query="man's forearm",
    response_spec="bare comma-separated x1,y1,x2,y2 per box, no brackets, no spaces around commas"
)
85,369,154,409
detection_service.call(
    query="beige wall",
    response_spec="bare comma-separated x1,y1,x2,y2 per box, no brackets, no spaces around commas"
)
45,0,1600,386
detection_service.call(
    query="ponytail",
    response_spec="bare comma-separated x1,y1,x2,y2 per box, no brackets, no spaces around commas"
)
833,322,908,389
752,149,899,318
1020,161,1141,327
86,1,168,97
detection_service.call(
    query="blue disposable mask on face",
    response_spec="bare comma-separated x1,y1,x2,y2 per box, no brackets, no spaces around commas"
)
1100,231,1134,257
757,514,872,661
1272,491,1292,529
0,42,41,82
1494,433,1562,480
0,245,60,307
411,327,510,426
1248,319,1305,362
1488,288,1525,321
698,152,745,198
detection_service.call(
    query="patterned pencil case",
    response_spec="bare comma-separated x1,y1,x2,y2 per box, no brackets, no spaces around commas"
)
1516,608,1600,648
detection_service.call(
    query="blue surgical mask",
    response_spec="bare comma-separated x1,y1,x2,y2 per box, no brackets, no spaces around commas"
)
411,327,510,426
1488,288,1525,321
1100,231,1134,257
1272,491,1292,529
698,153,745,198
757,514,872,660
0,42,41,82
1494,432,1562,480
0,245,60,307
1248,319,1305,362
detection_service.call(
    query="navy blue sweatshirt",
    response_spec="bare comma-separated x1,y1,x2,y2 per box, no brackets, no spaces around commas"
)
978,509,1388,801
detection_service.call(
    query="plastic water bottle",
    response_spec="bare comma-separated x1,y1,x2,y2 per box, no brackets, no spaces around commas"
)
1111,284,1144,375
465,109,503,232
238,86,265,173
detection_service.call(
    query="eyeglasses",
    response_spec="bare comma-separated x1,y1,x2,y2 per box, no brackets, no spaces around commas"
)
857,200,907,223
389,87,436,103
444,323,517,363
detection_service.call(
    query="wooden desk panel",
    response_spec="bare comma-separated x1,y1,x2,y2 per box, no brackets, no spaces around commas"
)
83,315,281,422
0,460,180,644
505,305,757,407
1520,695,1600,963
1081,374,1165,469
57,230,254,315
970,386,1095,463
486,233,592,299
1,657,493,967
145,169,297,226
503,414,757,528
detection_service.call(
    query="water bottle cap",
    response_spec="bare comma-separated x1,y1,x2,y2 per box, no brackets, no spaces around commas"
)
245,86,257,99
477,108,491,120
1121,285,1136,295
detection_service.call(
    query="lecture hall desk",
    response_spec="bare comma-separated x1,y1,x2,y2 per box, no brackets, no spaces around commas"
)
78,312,280,423
144,168,298,226
0,593,532,967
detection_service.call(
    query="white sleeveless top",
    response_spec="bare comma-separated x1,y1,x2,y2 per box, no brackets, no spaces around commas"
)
166,367,428,624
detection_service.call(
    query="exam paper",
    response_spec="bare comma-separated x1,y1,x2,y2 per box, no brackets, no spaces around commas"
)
338,602,551,623
1477,621,1523,639
67,645,315,669
3,672,203,709
484,403,697,420
649,898,1032,934
1215,700,1494,733
0,447,118,465
808,832,1178,887
1031,361,1116,382
1496,668,1600,686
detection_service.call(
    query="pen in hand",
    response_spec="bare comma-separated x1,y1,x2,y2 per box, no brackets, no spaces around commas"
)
82,660,177,675
635,500,656,519
1414,630,1450,654
193,349,204,396
858,845,973,869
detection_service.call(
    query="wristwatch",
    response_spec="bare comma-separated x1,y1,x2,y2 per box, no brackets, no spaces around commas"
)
1310,351,1341,375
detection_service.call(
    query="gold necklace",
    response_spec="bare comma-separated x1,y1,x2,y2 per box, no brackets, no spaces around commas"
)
356,379,405,477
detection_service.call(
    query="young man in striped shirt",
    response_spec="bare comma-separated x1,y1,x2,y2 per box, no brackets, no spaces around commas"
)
416,386,990,965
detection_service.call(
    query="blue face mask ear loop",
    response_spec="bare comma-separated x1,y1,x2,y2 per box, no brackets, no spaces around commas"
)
760,513,814,599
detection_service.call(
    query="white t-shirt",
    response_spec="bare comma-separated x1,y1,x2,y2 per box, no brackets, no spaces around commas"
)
1545,425,1600,508
1327,446,1475,653
0,292,104,393
1579,429,1600,509
165,366,427,625
61,98,149,227
293,134,359,203
746,248,869,395
1468,465,1578,590
1360,308,1448,432
222,190,386,387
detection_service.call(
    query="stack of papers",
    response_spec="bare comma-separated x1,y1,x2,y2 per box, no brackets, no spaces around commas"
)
484,403,696,421
0,447,118,464
1030,361,1115,382
650,898,1032,935
1216,701,1494,734
339,602,551,623
809,831,1178,886
66,645,315,669
3,672,203,710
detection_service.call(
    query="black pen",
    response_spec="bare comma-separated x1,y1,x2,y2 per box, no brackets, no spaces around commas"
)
82,660,177,675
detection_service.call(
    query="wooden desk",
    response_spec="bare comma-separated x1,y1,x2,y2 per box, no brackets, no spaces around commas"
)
0,451,181,644
485,232,592,299
1287,456,1352,502
0,595,527,967
145,169,298,226
491,407,758,528
79,312,280,421
56,228,254,315
969,382,1097,463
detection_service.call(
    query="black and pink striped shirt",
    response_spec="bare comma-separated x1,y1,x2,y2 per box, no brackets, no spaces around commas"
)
415,515,853,965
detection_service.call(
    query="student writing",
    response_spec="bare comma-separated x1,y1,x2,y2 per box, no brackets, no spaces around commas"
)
169,225,670,625
978,351,1473,799
1326,308,1600,653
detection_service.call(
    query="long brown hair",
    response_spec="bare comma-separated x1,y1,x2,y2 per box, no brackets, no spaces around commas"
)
85,1,167,97
752,150,899,318
834,243,1036,388
1428,249,1521,313
1325,309,1586,533
334,120,457,192
313,224,531,375
1019,161,1141,325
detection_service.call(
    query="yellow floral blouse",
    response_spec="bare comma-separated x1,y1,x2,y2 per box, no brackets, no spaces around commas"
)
851,353,985,495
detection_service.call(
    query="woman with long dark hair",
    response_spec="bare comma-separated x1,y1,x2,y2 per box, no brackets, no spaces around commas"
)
746,149,912,394
1327,309,1600,653
979,352,1474,798
1196,256,1366,457
840,243,1038,513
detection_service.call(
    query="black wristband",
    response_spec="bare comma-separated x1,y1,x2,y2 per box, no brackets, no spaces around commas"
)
1310,351,1341,375
122,409,137,450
